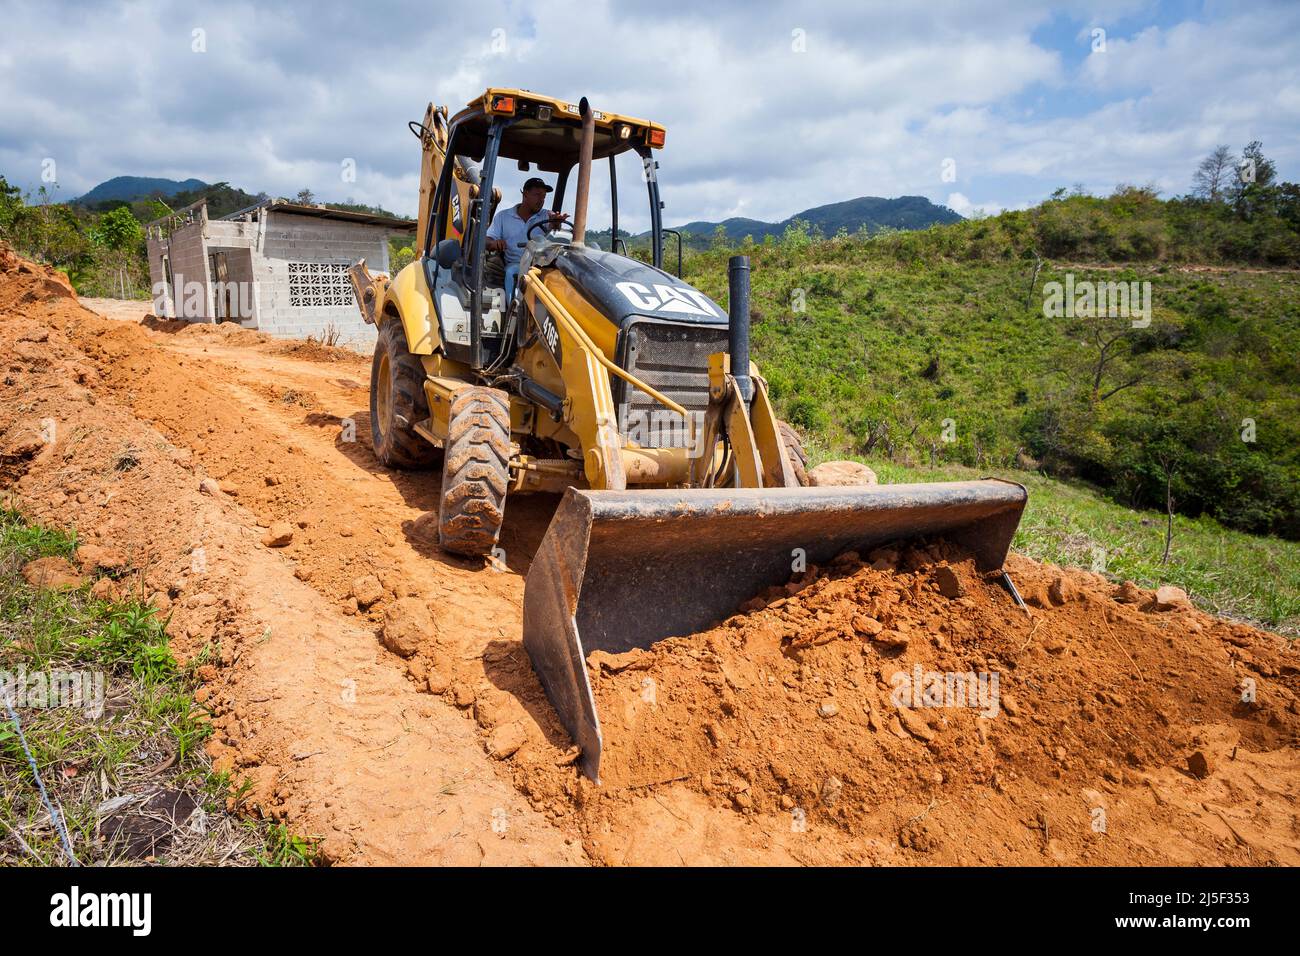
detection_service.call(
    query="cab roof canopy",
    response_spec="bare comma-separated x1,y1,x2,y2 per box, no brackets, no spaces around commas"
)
448,88,665,174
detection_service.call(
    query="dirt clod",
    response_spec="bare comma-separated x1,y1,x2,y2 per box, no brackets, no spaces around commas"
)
1187,751,1213,779
75,543,127,573
1114,580,1145,604
1154,585,1192,612
487,722,528,759
934,564,965,598
351,574,384,609
807,460,878,486
852,613,884,636
21,556,84,589
381,597,430,657
1048,575,1075,605
260,521,294,548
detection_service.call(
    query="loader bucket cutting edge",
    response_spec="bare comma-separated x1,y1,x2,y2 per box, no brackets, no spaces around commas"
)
522,478,1028,782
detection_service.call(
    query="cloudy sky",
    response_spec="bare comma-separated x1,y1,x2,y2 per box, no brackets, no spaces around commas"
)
2,0,1297,229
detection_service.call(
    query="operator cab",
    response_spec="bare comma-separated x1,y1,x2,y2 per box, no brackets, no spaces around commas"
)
420,90,669,371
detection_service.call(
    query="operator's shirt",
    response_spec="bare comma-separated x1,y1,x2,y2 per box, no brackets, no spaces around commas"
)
485,205,551,268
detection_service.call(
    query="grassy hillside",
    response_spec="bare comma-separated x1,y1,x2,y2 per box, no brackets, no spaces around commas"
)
680,187,1300,547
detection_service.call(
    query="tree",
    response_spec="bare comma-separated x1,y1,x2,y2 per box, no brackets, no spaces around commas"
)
1276,182,1300,230
295,188,316,205
0,176,22,231
1065,310,1173,404
1230,141,1277,218
390,245,415,274
780,218,812,251
12,186,89,270
94,205,144,297
1081,315,1142,401
1191,145,1234,201
96,205,143,251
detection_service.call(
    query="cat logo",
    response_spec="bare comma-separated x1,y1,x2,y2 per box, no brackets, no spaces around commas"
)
615,281,721,317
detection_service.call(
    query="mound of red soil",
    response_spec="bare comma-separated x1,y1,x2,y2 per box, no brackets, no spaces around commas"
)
511,543,1300,864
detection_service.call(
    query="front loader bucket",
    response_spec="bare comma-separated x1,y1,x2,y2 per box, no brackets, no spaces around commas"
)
522,478,1027,781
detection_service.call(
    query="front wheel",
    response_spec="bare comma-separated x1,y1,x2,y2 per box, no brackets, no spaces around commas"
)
370,319,442,470
438,387,512,557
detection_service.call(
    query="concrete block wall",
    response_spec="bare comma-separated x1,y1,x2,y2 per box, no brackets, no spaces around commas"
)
255,211,390,348
146,234,171,315
167,224,212,322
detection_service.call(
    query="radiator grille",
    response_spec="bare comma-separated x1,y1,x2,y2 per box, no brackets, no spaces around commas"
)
617,321,728,449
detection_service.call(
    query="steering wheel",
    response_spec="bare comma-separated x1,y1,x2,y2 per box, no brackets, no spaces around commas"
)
528,218,573,241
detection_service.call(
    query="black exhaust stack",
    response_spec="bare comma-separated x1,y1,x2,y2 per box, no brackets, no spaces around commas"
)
727,255,754,402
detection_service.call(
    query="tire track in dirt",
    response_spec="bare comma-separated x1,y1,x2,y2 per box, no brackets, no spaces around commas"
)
1,258,584,864
139,333,573,772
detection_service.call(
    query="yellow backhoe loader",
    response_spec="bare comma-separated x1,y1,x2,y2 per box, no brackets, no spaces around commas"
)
351,89,1027,780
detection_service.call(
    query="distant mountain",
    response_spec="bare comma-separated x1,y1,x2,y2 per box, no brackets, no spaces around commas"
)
76,176,207,205
589,195,962,253
674,195,963,242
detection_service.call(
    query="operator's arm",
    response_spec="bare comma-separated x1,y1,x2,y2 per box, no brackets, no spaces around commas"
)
531,210,569,236
485,211,506,253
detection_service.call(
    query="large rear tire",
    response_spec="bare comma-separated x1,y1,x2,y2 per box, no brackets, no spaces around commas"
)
438,387,511,557
370,319,442,470
779,420,809,487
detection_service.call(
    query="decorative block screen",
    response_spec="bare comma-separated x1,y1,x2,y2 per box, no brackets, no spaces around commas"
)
287,261,355,308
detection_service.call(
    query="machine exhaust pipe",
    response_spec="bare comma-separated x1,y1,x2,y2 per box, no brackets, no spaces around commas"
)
728,255,754,402
571,97,596,246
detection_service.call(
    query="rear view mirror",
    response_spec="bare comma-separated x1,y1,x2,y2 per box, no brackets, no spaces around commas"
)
435,238,462,269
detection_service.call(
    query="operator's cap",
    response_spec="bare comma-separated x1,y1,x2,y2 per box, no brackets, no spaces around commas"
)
522,177,553,193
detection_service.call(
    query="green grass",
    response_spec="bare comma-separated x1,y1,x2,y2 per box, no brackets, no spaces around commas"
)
680,200,1300,543
0,508,78,562
254,822,320,867
0,506,316,866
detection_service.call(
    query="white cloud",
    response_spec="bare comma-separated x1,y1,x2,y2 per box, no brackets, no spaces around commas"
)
0,0,1296,229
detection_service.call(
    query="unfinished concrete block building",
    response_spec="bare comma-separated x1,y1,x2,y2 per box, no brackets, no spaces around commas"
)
146,198,414,348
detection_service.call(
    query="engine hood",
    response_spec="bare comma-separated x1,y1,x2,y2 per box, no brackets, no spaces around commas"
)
553,246,727,329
